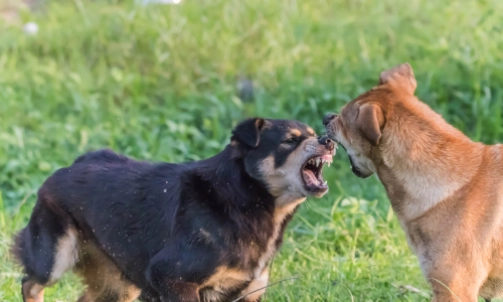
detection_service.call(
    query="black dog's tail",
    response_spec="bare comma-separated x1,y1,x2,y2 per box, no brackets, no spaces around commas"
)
10,228,26,267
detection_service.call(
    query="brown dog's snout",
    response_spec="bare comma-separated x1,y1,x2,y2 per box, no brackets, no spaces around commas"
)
322,113,337,126
318,135,334,151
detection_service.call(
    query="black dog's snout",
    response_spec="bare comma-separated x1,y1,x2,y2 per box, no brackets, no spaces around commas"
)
322,113,337,126
318,136,334,151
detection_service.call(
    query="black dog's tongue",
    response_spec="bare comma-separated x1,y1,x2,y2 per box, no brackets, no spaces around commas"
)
303,169,318,186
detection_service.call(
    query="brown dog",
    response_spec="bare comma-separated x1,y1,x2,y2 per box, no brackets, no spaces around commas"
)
324,63,503,302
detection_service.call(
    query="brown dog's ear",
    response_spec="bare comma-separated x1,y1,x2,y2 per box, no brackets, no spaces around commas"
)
231,118,266,148
357,103,385,146
379,62,417,95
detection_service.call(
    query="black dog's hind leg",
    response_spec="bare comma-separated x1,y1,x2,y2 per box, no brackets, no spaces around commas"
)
21,276,45,302
13,201,76,302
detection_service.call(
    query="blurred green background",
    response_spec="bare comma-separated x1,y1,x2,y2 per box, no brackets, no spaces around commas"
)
1,0,503,301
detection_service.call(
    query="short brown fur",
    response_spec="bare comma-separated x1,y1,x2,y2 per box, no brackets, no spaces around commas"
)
325,63,503,301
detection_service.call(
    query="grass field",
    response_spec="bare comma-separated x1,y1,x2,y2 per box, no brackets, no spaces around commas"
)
1,0,503,301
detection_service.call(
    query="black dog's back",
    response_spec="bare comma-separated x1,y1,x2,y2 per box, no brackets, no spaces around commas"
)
73,148,130,165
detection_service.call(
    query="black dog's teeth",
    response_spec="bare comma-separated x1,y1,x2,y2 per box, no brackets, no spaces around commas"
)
306,156,332,168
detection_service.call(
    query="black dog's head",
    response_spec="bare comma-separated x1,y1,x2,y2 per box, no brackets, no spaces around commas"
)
231,118,336,201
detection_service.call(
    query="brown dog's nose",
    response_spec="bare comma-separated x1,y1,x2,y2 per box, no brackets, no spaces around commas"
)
323,113,337,126
318,135,334,151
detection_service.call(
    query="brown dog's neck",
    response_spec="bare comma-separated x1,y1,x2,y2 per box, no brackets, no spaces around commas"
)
376,99,485,221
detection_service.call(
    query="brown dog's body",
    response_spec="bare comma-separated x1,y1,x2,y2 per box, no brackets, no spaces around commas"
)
325,63,503,301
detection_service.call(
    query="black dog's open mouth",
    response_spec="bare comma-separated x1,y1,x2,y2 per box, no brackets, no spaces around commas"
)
301,154,332,194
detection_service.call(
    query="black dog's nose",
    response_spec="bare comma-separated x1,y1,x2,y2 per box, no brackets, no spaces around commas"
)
318,136,334,151
323,113,337,126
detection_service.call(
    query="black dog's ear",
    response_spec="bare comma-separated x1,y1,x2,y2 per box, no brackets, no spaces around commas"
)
231,118,266,148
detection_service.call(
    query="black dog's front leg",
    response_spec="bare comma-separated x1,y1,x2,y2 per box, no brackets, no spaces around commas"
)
146,245,217,302
146,264,200,302
137,288,161,302
140,283,199,302
162,280,199,302
146,261,200,302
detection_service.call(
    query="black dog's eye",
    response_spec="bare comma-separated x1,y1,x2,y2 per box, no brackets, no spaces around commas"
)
282,137,298,144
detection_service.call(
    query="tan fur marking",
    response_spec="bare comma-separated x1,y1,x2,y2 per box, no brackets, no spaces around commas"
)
199,267,250,301
289,129,301,137
255,199,303,278
241,268,269,302
75,241,141,302
22,281,44,302
20,228,79,302
48,227,78,285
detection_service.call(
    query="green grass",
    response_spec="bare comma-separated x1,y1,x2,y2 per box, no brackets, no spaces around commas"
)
1,0,503,300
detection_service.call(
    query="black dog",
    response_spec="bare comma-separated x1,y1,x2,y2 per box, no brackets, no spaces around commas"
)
12,118,335,302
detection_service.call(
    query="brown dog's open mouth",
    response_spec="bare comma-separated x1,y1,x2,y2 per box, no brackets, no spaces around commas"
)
301,154,332,194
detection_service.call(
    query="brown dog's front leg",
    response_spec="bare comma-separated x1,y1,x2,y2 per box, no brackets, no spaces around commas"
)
429,281,479,302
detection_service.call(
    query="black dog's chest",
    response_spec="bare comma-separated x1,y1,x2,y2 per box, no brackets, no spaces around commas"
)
197,205,298,301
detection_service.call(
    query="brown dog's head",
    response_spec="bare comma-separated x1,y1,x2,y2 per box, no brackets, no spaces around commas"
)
323,63,417,178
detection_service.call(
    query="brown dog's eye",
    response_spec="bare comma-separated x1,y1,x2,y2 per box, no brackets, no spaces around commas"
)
282,137,298,144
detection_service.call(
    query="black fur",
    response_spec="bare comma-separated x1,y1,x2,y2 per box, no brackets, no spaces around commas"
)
13,118,333,302
231,118,265,148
